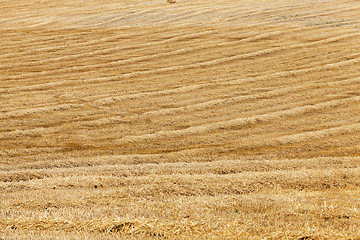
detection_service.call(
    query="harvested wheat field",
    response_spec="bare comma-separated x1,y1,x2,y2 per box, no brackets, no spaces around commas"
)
1,0,360,239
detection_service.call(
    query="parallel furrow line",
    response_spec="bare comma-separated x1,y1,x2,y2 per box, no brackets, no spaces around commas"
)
81,77,360,128
117,96,360,143
238,123,360,150
93,50,360,106
0,30,218,68
0,27,187,54
0,30,282,71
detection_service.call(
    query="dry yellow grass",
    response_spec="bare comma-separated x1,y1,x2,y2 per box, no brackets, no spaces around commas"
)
1,0,360,239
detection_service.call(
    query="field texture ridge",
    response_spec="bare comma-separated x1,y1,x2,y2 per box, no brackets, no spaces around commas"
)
1,0,360,239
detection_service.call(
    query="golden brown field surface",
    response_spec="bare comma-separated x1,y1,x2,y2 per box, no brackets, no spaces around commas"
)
1,0,360,239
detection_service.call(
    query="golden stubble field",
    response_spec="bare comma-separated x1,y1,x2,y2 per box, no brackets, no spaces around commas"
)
1,0,360,239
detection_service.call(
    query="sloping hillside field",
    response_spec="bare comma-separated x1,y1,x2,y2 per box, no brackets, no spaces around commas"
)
1,0,360,239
